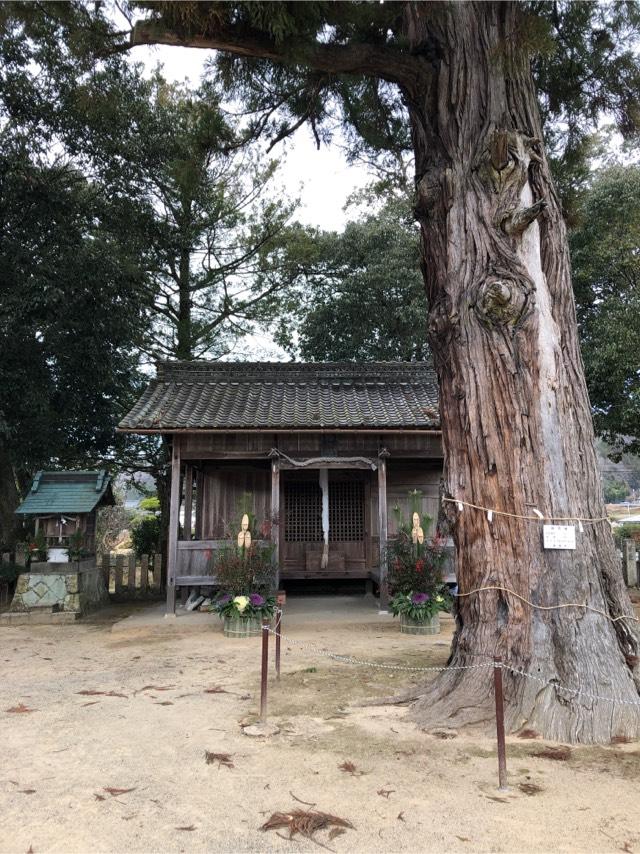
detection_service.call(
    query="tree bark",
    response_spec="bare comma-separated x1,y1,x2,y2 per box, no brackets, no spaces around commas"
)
402,1,639,742
0,440,20,547
175,245,192,360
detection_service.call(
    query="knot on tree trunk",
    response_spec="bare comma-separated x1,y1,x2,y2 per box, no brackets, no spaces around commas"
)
478,128,541,195
427,298,459,356
415,166,454,218
501,199,547,236
472,271,532,330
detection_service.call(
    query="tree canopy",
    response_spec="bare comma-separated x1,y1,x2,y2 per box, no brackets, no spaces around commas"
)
276,195,429,362
571,164,640,456
131,1,640,215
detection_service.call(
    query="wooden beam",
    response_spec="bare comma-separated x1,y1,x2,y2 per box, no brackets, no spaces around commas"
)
194,470,204,539
183,464,193,540
378,448,390,611
166,437,181,616
271,456,281,590
118,427,443,436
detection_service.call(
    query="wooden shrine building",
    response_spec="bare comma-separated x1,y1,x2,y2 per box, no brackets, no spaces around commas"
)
15,470,114,557
119,361,443,613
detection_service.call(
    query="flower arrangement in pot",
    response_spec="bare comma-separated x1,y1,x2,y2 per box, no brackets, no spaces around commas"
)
210,511,277,638
214,591,276,637
387,494,451,635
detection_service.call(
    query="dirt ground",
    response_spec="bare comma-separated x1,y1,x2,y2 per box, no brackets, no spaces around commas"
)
1,600,640,854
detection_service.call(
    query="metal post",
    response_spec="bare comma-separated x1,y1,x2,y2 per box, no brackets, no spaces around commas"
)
275,607,282,681
493,656,508,790
260,620,270,723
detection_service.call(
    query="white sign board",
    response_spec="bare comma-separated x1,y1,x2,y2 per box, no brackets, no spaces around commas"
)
543,524,576,550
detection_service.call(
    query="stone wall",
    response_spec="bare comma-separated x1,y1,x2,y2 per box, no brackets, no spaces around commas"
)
5,559,109,622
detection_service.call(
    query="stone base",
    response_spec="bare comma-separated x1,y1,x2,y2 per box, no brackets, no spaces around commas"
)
0,609,79,626
243,722,280,738
3,559,108,623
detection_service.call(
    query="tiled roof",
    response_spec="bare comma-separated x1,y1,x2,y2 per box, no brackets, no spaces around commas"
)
15,471,114,516
119,361,440,432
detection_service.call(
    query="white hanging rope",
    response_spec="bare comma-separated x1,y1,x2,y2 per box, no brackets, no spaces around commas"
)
444,496,610,524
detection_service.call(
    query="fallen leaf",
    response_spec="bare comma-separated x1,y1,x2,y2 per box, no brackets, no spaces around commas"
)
338,760,366,776
82,702,100,707
204,686,229,694
19,789,36,795
94,794,106,801
136,685,174,694
103,787,136,797
204,751,234,769
6,703,36,714
397,812,405,822
176,826,196,832
456,836,471,842
155,701,174,706
76,690,127,699
329,827,347,840
261,809,353,840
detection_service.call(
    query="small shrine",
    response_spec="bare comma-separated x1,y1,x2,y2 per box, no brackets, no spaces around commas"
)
3,471,114,624
15,470,114,561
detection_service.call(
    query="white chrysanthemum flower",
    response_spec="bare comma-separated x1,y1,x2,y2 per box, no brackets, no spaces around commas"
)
233,595,249,613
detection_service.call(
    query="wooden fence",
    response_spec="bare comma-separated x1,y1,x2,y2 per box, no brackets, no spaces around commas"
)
101,553,164,598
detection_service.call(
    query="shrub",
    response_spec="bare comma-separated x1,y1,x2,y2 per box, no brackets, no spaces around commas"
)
130,514,161,557
613,522,640,547
387,528,446,596
0,562,25,584
138,497,160,512
210,543,276,596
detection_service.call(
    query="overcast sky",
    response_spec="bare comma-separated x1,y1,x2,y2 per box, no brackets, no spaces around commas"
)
127,42,370,232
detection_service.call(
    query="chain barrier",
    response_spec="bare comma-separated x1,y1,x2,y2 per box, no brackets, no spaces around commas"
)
266,625,494,673
501,663,640,707
266,626,640,707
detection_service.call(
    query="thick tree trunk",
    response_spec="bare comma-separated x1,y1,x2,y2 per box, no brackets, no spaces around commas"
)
0,440,20,547
175,245,192,360
403,2,639,742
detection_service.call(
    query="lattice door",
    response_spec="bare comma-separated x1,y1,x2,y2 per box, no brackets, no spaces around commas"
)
329,481,364,542
284,481,323,542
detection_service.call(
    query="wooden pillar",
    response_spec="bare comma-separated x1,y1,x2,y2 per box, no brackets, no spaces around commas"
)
271,454,281,589
378,448,390,611
195,470,204,540
184,464,193,541
166,437,181,616
623,538,638,587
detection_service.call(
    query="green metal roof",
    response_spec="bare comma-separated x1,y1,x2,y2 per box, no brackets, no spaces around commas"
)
15,471,114,516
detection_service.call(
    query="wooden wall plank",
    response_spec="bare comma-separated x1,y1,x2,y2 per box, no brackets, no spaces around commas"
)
183,464,193,540
166,438,181,614
140,554,149,592
377,452,389,610
114,555,124,595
